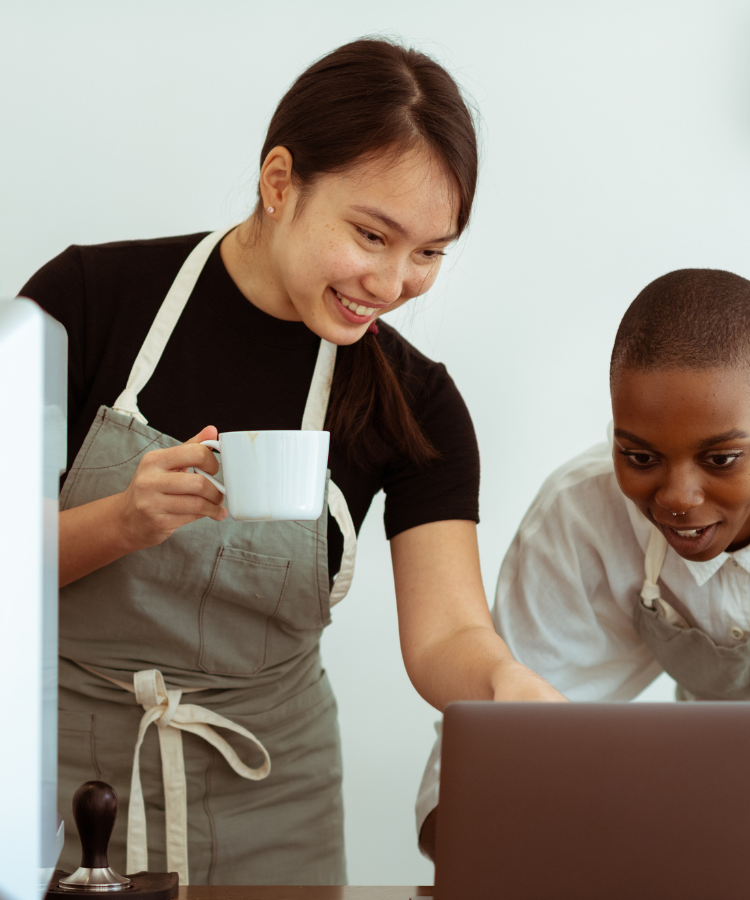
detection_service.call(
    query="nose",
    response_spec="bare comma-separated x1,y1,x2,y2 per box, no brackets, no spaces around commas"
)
360,261,407,306
654,464,704,516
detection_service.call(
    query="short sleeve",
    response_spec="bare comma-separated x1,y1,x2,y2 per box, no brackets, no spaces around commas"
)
19,246,89,433
382,363,480,539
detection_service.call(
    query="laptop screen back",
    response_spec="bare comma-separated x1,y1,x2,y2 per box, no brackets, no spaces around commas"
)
435,702,750,900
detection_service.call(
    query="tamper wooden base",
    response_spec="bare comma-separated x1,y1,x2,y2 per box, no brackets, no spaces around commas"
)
47,871,178,900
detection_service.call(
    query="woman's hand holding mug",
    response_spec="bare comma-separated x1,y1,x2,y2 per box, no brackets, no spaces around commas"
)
112,425,330,557
116,425,228,551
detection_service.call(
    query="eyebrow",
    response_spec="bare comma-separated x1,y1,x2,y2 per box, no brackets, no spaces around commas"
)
350,205,459,244
614,427,750,452
695,428,750,449
614,429,657,451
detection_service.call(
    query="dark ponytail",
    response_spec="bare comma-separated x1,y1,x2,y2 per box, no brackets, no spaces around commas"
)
257,37,479,469
327,329,440,471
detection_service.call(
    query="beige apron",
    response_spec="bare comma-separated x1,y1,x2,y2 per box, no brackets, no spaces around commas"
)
57,228,357,885
634,525,750,701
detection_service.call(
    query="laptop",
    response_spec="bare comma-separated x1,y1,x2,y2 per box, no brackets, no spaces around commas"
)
432,701,750,900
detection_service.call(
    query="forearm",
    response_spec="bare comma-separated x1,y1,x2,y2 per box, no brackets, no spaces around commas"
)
404,622,517,710
393,521,566,710
59,494,133,587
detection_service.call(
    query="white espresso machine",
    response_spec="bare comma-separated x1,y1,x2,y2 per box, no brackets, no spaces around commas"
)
0,298,67,900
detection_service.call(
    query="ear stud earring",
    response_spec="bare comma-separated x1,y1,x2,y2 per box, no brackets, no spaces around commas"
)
267,206,275,214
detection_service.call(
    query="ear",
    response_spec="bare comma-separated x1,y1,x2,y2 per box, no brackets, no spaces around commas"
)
259,145,294,216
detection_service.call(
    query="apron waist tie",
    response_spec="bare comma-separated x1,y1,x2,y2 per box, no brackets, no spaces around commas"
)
77,664,271,884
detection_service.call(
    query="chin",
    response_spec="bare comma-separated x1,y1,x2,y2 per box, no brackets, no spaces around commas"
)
306,313,368,346
330,325,369,346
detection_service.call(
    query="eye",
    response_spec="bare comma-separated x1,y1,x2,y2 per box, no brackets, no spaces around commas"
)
355,225,383,245
421,249,446,260
619,449,659,468
705,452,742,469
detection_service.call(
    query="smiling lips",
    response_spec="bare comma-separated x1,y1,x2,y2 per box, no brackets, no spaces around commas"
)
656,519,720,555
671,525,712,538
335,290,378,318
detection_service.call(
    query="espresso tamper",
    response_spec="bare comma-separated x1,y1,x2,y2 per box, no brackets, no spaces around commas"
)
57,781,132,892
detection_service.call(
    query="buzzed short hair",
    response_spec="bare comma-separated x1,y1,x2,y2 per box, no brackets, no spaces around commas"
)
610,268,750,388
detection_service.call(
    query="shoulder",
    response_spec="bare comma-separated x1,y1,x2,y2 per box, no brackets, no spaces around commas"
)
371,320,475,442
372,322,480,536
19,232,216,414
499,439,647,604
70,231,209,263
46,231,207,282
20,232,209,306
520,440,628,543
372,320,451,403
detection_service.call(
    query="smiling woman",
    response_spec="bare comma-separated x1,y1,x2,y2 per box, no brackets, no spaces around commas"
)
612,372,750,560
19,36,563,887
222,143,457,470
610,269,750,561
415,266,750,860
449,267,750,706
221,38,476,470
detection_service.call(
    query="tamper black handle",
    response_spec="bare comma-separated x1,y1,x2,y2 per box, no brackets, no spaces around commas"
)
72,781,118,869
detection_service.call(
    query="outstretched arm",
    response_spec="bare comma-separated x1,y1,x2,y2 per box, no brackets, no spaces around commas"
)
391,519,565,710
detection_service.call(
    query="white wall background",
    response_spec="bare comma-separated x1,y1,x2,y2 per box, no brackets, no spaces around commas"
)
3,0,749,886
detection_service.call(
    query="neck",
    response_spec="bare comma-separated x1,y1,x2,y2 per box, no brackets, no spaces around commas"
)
220,218,301,321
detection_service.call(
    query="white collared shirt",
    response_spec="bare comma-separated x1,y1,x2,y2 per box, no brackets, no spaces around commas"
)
415,438,750,839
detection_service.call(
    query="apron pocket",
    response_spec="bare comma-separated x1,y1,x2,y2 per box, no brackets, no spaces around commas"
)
199,545,291,676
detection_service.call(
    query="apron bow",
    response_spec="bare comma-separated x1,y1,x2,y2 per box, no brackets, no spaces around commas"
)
81,665,271,884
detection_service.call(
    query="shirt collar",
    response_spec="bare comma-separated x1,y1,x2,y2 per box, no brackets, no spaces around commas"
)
730,543,750,575
681,552,730,587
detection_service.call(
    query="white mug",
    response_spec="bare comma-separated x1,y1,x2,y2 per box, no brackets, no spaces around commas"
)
194,430,330,521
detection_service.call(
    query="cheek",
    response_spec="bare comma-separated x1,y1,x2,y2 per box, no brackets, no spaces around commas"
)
707,473,750,510
404,262,441,298
287,227,368,288
613,459,652,505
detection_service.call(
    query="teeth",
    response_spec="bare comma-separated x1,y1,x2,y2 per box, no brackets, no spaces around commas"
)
335,291,375,316
674,528,701,537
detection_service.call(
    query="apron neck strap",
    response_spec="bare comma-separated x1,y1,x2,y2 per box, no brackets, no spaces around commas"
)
640,525,668,608
112,227,339,432
301,339,337,432
112,227,235,424
109,227,354,603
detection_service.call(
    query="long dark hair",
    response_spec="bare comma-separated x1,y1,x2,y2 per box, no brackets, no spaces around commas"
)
257,37,479,469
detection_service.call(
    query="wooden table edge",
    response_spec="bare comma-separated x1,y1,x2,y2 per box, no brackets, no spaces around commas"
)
177,887,433,899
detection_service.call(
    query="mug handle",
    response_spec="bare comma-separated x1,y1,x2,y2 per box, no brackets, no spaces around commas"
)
194,439,226,495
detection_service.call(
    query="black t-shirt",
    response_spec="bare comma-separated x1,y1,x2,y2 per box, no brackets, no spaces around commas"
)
20,232,480,575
